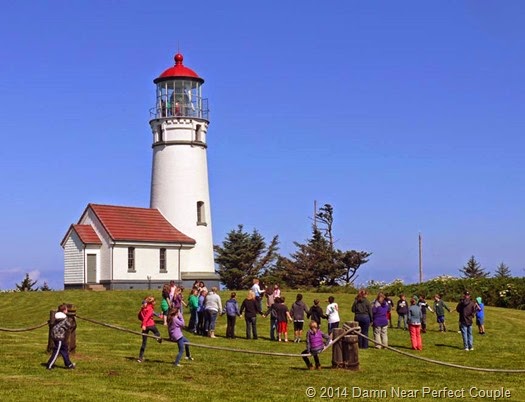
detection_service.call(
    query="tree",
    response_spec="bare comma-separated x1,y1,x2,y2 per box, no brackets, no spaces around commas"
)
214,225,279,290
40,281,52,291
494,262,512,279
459,256,489,279
16,273,38,291
338,249,372,285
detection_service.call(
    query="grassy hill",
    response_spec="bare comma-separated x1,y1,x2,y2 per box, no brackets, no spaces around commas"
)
1,290,524,401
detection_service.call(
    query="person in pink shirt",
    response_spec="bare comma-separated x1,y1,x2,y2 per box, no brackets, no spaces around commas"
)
137,296,162,363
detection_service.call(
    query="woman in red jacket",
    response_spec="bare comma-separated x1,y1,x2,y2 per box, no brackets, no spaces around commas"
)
137,296,162,363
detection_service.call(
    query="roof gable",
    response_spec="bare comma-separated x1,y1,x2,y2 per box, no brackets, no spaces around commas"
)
83,204,195,244
72,224,102,245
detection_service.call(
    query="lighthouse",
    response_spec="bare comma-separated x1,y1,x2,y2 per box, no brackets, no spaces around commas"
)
149,53,215,281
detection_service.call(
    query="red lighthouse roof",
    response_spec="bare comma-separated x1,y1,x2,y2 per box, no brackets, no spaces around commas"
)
154,53,204,83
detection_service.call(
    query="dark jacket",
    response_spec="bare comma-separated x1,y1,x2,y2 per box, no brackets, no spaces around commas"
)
352,298,373,321
307,305,327,325
396,299,409,315
240,298,262,319
456,298,477,326
272,302,290,323
290,300,308,321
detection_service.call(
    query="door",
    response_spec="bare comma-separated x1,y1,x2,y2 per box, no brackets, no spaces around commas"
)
87,254,97,283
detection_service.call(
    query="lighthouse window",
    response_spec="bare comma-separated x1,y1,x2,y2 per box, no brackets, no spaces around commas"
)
127,247,135,272
197,201,206,225
195,124,202,142
159,248,167,272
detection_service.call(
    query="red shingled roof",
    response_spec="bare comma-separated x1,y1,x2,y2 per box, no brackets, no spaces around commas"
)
85,204,195,244
72,224,102,245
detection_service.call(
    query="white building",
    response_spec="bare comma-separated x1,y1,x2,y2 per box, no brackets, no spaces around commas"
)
61,54,218,290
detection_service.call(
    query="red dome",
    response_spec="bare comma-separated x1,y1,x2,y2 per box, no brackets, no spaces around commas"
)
154,53,203,83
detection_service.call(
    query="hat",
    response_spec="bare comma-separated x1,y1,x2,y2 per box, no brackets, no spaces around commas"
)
55,312,67,320
464,291,470,296
476,297,482,304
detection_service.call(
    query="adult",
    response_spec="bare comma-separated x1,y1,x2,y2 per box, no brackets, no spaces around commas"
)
351,289,373,349
251,278,264,312
456,291,477,351
372,292,390,349
408,297,423,350
240,290,263,339
204,287,222,338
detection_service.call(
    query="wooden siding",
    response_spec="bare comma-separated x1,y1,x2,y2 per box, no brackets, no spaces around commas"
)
64,232,84,284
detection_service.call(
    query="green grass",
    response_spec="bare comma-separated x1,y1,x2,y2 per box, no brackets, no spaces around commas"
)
1,290,524,401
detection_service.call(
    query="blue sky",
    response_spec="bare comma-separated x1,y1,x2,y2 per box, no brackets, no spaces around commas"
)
1,1,524,289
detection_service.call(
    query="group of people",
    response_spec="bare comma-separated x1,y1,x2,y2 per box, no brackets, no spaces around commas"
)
350,289,486,352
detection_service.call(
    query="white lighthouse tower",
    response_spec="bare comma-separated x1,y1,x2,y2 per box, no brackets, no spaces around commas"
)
149,53,215,284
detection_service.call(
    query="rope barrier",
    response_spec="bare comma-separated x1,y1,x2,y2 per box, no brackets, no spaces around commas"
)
354,330,525,373
0,322,49,332
76,315,356,358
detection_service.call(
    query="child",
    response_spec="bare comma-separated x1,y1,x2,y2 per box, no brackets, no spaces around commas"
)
290,293,309,343
408,297,422,350
187,287,199,333
137,296,162,363
433,294,451,332
160,288,171,326
273,297,293,342
417,295,433,333
168,307,193,367
326,296,341,335
307,299,327,327
46,304,75,370
475,297,485,335
225,292,241,338
302,321,331,370
396,294,409,330
384,294,394,328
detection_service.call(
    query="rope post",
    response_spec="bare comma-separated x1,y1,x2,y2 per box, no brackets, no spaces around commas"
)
338,321,359,370
47,310,55,353
331,328,345,368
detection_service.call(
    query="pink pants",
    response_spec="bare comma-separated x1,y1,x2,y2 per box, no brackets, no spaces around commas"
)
409,324,422,350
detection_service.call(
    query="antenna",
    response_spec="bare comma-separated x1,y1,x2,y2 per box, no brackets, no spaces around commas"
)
418,232,423,283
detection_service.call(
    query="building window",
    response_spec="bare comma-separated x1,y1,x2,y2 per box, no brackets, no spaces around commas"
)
128,247,135,272
160,248,167,272
195,124,202,142
197,201,206,225
157,125,163,143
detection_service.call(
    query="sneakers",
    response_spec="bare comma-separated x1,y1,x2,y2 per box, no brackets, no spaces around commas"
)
469,347,474,351
464,348,469,351
184,356,194,361
137,358,143,363
157,338,163,344
46,366,53,370
67,363,76,369
174,363,182,367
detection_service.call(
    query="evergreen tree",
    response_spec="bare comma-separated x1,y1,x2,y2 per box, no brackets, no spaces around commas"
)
338,249,372,284
16,273,38,291
214,225,279,290
40,281,52,291
459,256,489,279
494,262,512,279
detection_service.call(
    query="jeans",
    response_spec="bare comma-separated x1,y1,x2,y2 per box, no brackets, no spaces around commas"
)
205,310,218,333
139,325,161,359
397,314,408,329
460,324,473,349
174,336,190,365
197,311,205,335
328,321,339,335
373,325,388,348
188,309,198,332
245,316,258,339
356,315,370,349
302,347,322,368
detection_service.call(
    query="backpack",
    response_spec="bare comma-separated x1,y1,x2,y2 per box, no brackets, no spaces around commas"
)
51,319,68,341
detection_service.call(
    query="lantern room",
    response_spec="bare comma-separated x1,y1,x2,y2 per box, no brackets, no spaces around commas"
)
151,53,209,121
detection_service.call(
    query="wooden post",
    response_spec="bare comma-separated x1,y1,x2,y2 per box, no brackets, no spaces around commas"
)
331,328,344,368
344,335,359,370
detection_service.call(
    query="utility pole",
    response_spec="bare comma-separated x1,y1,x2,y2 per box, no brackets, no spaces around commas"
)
313,200,317,230
418,232,423,283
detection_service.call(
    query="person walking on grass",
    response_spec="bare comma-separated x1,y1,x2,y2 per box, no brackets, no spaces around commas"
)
46,304,75,370
372,292,390,349
433,294,450,332
302,321,331,370
475,297,485,335
290,293,309,343
396,294,409,330
168,307,193,367
137,296,162,363
408,297,423,351
225,292,241,339
456,291,477,351
352,290,372,349
241,290,263,339
326,296,341,335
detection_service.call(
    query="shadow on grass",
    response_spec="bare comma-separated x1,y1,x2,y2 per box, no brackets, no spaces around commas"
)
124,357,165,364
434,343,464,350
